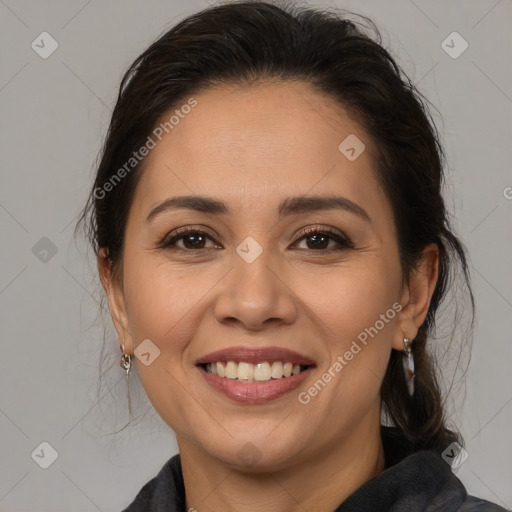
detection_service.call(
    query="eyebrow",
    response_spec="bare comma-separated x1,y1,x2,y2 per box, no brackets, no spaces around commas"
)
145,194,372,224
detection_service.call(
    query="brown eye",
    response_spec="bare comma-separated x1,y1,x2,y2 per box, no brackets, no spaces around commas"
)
293,227,353,253
176,232,209,250
159,228,220,251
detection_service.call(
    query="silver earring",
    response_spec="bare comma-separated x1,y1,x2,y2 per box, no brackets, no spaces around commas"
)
119,339,133,414
402,337,415,396
120,339,132,375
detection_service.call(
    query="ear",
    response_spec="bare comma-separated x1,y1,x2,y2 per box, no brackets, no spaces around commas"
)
392,243,440,350
98,247,134,354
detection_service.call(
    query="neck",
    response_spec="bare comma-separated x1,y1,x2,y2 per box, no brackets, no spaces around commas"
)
179,409,386,512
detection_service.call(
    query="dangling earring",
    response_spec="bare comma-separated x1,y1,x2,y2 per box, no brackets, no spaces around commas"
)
402,337,415,397
119,339,133,414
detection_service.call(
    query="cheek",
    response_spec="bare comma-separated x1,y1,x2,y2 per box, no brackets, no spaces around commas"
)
298,256,400,394
121,257,209,423
123,256,210,345
300,257,399,332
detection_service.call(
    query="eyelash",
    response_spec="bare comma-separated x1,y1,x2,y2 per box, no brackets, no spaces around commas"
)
157,225,354,254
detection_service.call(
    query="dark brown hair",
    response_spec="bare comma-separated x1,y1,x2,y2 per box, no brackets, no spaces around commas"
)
76,0,474,453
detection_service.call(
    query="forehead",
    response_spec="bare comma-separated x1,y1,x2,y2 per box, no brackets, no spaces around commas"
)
130,81,388,223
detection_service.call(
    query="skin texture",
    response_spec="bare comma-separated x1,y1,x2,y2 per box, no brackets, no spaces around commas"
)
99,81,439,512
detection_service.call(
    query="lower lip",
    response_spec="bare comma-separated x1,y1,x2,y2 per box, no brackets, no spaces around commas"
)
198,366,314,403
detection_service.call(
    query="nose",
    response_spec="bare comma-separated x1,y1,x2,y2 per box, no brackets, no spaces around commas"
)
212,248,298,331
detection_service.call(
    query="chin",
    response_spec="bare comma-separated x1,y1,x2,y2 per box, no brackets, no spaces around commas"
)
195,429,310,473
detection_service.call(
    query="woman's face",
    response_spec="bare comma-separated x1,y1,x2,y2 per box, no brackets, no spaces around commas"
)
105,81,414,470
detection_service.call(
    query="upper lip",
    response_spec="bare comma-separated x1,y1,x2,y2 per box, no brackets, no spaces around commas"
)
196,346,316,366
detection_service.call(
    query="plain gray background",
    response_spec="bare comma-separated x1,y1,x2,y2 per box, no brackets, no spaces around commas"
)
1,0,511,510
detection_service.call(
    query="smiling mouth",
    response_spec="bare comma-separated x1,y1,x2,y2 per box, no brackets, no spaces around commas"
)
200,361,312,383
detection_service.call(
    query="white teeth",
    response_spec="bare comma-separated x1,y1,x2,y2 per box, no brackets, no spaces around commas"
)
205,360,307,382
271,361,283,378
254,362,271,381
225,361,238,379
237,362,254,381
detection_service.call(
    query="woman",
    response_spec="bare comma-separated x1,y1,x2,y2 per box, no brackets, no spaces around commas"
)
76,1,509,510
